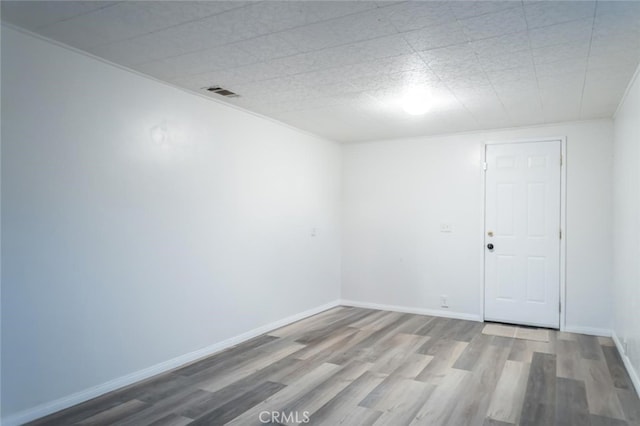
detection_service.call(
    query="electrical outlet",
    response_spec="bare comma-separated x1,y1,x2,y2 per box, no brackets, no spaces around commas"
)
440,223,453,233
440,295,448,308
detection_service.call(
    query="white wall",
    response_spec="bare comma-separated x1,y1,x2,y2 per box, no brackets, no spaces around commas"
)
342,120,613,332
0,27,341,420
612,66,640,393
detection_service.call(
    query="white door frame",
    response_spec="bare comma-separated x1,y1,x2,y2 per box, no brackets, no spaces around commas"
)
480,137,567,331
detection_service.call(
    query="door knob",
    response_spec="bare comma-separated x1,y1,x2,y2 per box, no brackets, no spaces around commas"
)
487,243,494,250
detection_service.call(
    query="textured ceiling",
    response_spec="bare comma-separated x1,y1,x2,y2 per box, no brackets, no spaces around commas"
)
2,1,640,143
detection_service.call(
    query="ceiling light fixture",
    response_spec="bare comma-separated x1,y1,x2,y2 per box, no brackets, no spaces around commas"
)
402,89,431,116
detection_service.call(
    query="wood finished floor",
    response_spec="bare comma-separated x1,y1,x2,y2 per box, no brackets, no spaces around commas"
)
29,307,640,426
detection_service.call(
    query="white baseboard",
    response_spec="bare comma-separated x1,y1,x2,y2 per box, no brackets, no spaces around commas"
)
1,300,341,426
340,301,615,338
562,325,612,337
612,331,640,398
339,299,483,322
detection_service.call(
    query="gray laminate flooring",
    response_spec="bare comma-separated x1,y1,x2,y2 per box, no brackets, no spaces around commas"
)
28,307,640,425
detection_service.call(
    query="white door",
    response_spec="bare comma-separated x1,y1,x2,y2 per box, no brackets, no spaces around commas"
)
484,140,561,329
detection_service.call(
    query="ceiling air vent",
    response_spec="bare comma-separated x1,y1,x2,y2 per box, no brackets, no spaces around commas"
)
205,86,239,98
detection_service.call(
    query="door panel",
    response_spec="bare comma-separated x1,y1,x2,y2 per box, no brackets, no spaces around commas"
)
484,141,561,328
497,255,516,300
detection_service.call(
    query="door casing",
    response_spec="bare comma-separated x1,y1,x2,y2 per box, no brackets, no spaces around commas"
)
480,137,567,331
